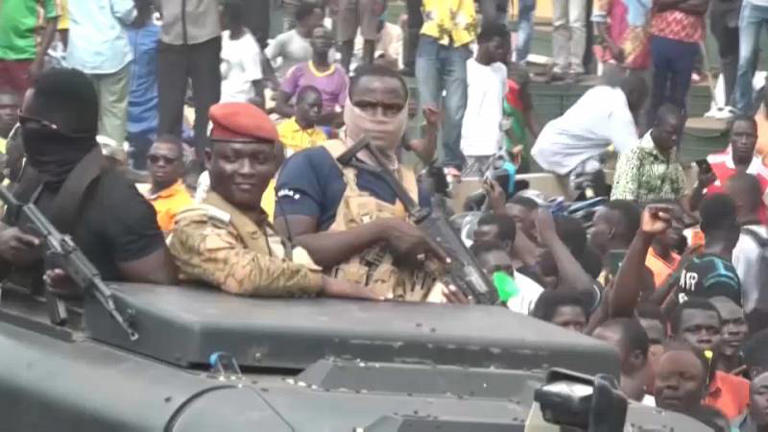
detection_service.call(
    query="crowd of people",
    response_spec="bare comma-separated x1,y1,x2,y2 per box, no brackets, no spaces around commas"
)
1,0,768,430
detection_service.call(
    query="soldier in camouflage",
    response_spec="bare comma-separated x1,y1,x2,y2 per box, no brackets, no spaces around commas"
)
274,64,449,302
168,102,378,299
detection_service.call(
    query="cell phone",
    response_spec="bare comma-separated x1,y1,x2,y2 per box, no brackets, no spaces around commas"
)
695,158,713,175
607,249,627,276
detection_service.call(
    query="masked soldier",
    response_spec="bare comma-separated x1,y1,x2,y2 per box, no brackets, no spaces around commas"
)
274,64,443,301
168,102,375,299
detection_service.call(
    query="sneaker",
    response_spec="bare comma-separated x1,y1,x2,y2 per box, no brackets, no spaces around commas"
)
691,71,708,84
711,106,737,120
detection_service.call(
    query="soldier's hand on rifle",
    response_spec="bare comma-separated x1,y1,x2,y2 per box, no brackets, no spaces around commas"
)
442,283,471,304
382,219,434,258
0,227,40,265
44,268,84,299
321,276,385,300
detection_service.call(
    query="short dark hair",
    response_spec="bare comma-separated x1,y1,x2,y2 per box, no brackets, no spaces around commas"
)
295,1,322,22
507,195,539,210
477,23,510,44
28,68,98,136
730,114,757,133
699,194,738,235
598,318,650,360
670,298,722,335
662,339,710,379
655,103,683,127
554,215,587,258
604,200,641,243
477,212,517,244
296,85,322,104
532,290,590,322
743,329,768,369
727,172,763,213
350,64,408,99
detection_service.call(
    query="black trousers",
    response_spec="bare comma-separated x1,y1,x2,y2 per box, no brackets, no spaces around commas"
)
403,0,422,70
710,4,741,105
157,37,222,159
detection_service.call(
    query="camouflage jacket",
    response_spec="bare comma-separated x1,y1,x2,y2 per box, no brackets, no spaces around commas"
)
168,191,323,297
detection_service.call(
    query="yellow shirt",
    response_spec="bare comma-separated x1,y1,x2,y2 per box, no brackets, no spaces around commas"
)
57,0,69,30
276,117,327,156
420,0,478,47
147,179,195,233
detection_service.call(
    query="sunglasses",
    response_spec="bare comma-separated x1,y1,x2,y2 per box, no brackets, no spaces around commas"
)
17,111,94,137
147,154,179,165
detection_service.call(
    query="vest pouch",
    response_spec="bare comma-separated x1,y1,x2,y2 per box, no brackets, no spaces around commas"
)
344,195,392,228
330,259,369,286
368,262,400,300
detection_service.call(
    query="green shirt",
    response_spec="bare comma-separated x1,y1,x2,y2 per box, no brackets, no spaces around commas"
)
610,131,687,203
0,0,60,60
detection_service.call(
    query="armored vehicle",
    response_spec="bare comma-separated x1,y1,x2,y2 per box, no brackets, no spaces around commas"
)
0,281,712,431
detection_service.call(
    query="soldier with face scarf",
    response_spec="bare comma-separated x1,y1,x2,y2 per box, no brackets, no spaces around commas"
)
274,64,444,301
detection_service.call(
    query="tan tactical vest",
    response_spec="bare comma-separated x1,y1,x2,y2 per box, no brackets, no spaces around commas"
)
322,140,437,301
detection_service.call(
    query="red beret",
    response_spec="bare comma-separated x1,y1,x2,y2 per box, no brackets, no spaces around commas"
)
209,102,279,143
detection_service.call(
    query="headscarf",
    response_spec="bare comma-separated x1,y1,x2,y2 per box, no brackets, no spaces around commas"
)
343,97,408,154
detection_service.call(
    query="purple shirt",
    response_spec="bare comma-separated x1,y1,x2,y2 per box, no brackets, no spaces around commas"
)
280,62,349,112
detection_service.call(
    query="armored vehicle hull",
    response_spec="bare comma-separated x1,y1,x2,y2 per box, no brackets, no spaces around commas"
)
0,283,712,431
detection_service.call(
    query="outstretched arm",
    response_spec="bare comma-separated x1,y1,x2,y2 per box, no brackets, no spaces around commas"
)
609,205,673,317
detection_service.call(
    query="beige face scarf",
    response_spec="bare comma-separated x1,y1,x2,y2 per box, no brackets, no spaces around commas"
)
343,97,408,158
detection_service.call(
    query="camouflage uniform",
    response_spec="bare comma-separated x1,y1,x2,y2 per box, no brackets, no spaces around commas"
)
168,191,323,296
322,140,440,301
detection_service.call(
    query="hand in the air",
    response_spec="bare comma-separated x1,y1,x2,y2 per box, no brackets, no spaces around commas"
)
640,205,674,236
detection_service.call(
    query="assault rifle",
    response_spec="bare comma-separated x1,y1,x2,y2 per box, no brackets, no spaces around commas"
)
0,185,139,340
337,138,499,305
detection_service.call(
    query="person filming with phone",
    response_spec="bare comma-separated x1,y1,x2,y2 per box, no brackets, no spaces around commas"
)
688,116,768,222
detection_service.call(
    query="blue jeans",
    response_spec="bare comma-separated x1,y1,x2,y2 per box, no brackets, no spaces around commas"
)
516,0,536,62
735,0,768,114
648,35,698,120
415,36,471,169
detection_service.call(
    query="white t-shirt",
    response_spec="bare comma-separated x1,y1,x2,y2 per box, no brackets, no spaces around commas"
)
733,225,768,313
531,85,639,175
265,29,313,78
220,29,263,103
460,59,508,157
505,272,545,315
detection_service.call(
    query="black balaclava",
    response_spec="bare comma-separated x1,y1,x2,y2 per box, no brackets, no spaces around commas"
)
20,68,99,187
21,127,96,186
